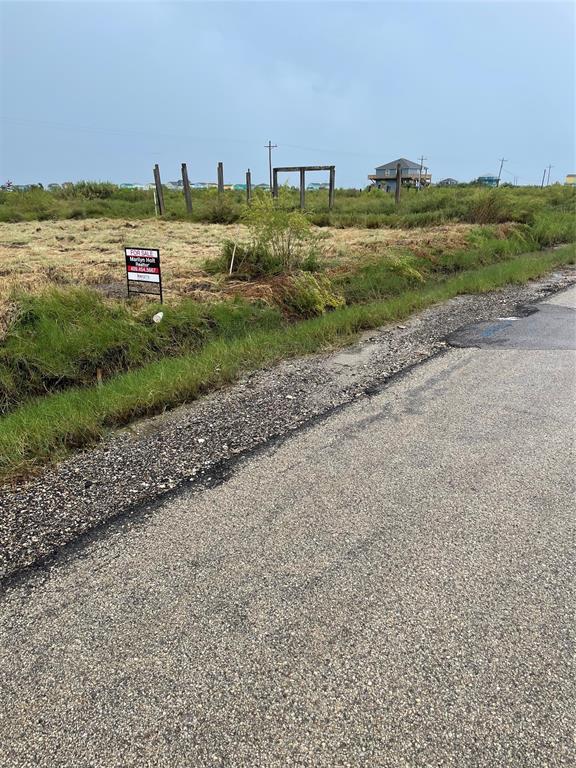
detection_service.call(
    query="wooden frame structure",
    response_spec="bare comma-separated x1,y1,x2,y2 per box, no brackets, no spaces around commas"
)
272,165,335,210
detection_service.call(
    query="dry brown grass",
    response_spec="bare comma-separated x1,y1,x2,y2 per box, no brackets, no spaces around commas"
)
0,217,475,313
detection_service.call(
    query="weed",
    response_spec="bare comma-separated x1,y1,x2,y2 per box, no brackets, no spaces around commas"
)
276,272,345,318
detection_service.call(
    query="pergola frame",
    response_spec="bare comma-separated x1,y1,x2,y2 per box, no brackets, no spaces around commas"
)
272,165,335,210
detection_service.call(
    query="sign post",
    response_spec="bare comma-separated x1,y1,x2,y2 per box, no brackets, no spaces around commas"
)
125,247,163,302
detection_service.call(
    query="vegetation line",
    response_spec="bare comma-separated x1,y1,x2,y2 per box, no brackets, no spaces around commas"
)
0,245,573,484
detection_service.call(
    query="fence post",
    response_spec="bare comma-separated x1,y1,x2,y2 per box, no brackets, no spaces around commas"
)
395,162,402,205
246,169,252,204
217,162,224,194
328,166,335,210
153,164,165,216
181,162,192,214
299,168,306,210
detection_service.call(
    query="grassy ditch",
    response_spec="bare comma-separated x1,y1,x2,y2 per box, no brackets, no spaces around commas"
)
0,290,281,413
0,244,574,483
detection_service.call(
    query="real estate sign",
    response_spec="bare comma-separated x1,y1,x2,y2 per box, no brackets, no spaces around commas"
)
125,247,162,301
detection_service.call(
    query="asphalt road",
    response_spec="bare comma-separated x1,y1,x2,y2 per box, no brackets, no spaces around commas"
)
1,287,575,767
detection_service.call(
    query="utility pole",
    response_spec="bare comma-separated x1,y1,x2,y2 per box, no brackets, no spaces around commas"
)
546,164,553,186
418,155,427,190
496,158,507,187
541,168,547,188
265,140,277,195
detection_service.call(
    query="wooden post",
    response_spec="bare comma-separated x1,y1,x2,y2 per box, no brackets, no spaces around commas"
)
395,162,402,205
181,163,192,214
300,168,306,210
246,169,252,204
153,164,165,216
217,162,224,194
328,166,335,210
272,168,279,198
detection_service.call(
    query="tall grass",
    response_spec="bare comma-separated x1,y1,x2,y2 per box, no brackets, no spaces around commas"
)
1,183,574,229
0,289,281,412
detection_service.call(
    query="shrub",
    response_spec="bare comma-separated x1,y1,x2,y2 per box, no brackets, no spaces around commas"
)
243,192,321,273
199,192,242,224
276,272,345,318
205,239,283,278
466,190,515,224
55,181,117,200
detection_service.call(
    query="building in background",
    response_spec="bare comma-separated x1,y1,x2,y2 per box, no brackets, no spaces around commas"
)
565,174,576,186
437,178,459,187
368,158,431,192
476,175,499,187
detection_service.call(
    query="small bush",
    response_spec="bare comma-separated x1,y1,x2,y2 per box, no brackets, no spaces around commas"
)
199,192,242,224
205,239,283,278
276,272,345,318
243,193,321,272
466,190,515,224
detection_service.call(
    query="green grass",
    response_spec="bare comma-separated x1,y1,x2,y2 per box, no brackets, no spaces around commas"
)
1,183,574,229
0,244,573,483
0,289,282,412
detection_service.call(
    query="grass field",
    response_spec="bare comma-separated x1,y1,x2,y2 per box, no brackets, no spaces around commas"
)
0,217,476,306
0,183,574,482
2,182,574,228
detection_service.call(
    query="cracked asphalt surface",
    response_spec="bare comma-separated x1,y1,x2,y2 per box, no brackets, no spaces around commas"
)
1,286,575,766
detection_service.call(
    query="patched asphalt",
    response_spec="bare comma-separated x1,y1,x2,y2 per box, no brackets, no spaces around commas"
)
0,285,574,766
448,301,576,350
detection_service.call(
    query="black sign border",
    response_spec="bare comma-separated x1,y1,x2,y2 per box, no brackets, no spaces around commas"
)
125,247,163,303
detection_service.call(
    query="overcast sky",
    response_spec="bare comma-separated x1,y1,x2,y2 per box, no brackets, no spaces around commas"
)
1,1,574,187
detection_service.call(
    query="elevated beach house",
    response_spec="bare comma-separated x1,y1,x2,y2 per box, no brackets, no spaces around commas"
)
368,158,431,192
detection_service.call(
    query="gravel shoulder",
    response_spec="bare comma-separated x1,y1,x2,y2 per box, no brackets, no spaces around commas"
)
1,266,575,582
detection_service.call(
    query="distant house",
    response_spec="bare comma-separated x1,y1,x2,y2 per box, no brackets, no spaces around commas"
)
368,158,431,191
307,182,329,191
565,174,576,186
476,175,499,188
437,178,459,187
